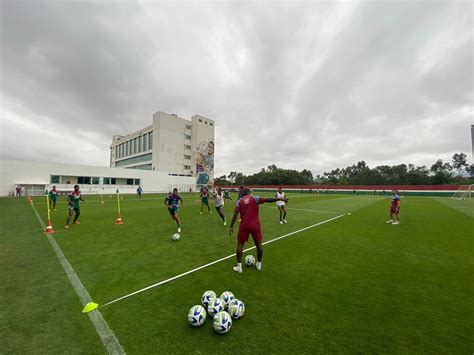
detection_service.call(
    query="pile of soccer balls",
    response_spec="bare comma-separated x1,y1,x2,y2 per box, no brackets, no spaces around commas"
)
187,290,245,334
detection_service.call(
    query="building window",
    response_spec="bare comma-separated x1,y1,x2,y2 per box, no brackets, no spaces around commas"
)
104,177,110,184
184,134,191,140
199,119,202,122
125,141,129,156
115,146,118,158
111,178,116,185
143,134,147,150
210,123,213,126
92,177,100,184
78,176,91,185
134,137,138,154
50,175,60,183
121,144,124,158
148,132,153,149
134,178,141,185
184,165,191,170
139,135,143,152
205,121,208,124
126,178,134,185
185,124,191,130
184,155,191,160
184,144,191,150
115,153,153,167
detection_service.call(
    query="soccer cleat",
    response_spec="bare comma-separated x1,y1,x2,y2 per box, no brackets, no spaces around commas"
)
233,266,242,274
279,221,283,225
200,212,203,215
223,221,227,226
54,209,57,211
256,262,262,271
64,225,69,229
393,221,400,225
178,227,181,233
73,221,80,225
385,220,393,224
283,219,287,224
210,211,213,214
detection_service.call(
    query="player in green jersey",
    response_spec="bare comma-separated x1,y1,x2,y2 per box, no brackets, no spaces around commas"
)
64,185,85,229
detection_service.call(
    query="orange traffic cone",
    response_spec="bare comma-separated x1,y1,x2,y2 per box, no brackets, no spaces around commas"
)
115,213,123,225
45,219,55,234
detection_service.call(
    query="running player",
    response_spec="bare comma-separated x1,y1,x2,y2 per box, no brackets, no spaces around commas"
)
213,187,227,226
64,185,85,229
49,185,58,211
275,186,287,224
164,188,184,233
200,186,211,214
229,187,288,273
386,190,401,225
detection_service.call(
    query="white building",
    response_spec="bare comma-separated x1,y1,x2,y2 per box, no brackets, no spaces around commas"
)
0,159,196,197
110,111,215,186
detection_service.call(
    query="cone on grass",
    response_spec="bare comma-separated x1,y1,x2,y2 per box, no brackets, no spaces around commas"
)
44,219,55,234
82,302,99,313
115,213,123,225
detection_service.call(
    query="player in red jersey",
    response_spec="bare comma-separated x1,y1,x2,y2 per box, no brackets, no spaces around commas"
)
229,187,288,273
386,190,401,225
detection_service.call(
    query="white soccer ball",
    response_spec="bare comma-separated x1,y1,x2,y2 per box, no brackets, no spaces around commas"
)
187,305,206,327
201,290,217,308
213,311,232,334
207,297,224,317
227,299,245,319
171,233,180,241
220,291,235,308
245,254,255,267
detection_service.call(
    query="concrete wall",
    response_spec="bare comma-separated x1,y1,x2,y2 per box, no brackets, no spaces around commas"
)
0,159,196,197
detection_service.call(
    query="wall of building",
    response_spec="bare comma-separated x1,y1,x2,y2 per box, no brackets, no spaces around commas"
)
0,159,196,197
191,115,215,185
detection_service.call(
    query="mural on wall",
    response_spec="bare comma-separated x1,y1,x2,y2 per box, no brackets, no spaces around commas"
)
196,139,214,186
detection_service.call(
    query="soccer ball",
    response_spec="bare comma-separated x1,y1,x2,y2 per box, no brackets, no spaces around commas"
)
207,297,224,317
245,254,255,267
220,291,235,308
227,299,245,319
187,305,206,327
201,290,217,308
213,311,232,334
171,233,180,241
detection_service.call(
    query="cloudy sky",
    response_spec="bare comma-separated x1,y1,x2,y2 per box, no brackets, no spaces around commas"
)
1,0,472,176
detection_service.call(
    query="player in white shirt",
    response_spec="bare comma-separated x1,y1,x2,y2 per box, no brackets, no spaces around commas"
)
275,187,287,224
213,187,227,226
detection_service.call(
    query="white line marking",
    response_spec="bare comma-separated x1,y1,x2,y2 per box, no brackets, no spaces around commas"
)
30,204,125,354
100,213,346,308
260,205,336,213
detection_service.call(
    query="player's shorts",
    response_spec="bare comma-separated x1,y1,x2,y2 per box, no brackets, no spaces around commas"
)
168,207,179,216
215,205,224,211
390,205,400,214
276,202,285,208
201,197,209,205
69,205,80,212
50,197,57,202
237,226,262,243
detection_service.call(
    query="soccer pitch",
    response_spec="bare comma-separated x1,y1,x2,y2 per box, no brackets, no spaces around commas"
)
1,193,473,353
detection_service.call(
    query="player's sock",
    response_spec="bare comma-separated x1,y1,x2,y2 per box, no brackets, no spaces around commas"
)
233,263,242,273
256,261,262,271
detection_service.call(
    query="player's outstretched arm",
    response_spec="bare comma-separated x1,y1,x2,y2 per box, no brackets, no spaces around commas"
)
262,197,289,204
229,210,239,236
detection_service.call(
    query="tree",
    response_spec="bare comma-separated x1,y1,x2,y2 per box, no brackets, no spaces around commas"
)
452,153,468,174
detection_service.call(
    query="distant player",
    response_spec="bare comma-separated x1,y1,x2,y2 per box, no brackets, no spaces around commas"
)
64,185,85,229
275,187,287,224
15,185,22,197
137,186,143,199
386,190,400,225
213,187,227,226
200,186,212,214
229,187,288,273
49,185,58,211
164,188,184,233
223,189,232,203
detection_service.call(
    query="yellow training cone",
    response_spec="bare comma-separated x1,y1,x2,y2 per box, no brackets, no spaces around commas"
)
82,302,99,313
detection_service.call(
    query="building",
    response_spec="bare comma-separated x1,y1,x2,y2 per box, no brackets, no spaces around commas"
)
110,111,215,186
0,159,196,197
471,125,474,161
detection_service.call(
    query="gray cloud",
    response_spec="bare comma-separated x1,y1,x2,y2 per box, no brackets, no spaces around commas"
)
1,1,472,175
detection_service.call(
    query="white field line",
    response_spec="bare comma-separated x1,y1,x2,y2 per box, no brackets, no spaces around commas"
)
30,204,124,354
100,213,347,309
260,205,336,213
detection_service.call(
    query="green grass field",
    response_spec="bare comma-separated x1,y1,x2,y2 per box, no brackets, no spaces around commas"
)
1,192,473,353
